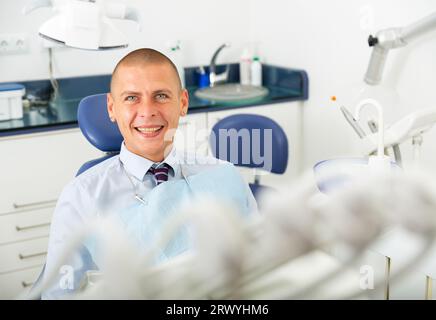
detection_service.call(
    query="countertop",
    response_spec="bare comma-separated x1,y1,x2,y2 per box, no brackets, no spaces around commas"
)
0,64,308,137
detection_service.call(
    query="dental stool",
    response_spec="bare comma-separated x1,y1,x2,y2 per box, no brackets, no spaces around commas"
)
209,114,289,202
76,93,123,176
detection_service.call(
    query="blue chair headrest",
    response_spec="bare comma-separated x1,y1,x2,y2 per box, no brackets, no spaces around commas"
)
210,114,288,174
77,93,123,152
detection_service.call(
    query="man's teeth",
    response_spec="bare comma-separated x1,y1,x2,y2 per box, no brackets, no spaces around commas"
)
136,127,162,132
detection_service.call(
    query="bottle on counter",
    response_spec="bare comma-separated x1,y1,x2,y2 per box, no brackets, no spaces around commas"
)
239,48,252,86
197,66,210,88
250,55,262,87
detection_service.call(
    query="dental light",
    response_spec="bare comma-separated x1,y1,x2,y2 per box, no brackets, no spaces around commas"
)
23,0,141,50
365,11,436,85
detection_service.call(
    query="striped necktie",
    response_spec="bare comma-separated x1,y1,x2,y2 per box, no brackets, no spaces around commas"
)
148,163,170,185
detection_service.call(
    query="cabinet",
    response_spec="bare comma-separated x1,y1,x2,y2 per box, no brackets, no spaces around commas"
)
0,265,43,299
0,128,102,299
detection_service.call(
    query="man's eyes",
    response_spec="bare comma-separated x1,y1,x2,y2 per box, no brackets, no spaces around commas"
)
123,94,170,102
155,93,169,100
125,96,138,102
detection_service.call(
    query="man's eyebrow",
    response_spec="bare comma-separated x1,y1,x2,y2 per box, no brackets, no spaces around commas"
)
120,90,142,96
153,89,173,95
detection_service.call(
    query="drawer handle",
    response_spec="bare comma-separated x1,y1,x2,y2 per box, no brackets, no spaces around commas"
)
13,199,57,209
21,281,34,288
16,222,51,232
19,251,47,260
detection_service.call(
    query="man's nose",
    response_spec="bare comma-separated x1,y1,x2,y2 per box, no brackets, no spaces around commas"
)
137,99,157,117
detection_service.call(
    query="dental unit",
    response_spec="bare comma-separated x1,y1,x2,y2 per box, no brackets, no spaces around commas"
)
365,11,436,85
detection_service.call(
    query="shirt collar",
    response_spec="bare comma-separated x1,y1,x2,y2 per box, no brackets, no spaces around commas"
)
119,142,180,181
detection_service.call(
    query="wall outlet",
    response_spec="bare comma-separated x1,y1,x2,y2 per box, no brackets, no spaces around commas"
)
0,33,29,54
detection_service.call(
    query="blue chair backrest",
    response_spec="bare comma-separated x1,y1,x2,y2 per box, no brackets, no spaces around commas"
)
76,93,123,176
210,114,288,174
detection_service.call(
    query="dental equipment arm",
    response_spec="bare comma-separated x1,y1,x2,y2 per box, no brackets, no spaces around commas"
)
359,107,436,156
365,11,436,85
367,118,403,166
22,0,51,14
340,105,402,165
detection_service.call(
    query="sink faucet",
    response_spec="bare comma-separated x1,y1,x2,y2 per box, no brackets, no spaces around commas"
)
209,43,230,87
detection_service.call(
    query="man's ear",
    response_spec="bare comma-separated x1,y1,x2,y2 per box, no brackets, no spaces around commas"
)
107,93,116,122
180,89,189,116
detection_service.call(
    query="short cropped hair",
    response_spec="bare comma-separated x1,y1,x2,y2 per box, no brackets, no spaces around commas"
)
110,48,182,94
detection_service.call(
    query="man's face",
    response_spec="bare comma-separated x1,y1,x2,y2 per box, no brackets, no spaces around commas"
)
107,62,188,161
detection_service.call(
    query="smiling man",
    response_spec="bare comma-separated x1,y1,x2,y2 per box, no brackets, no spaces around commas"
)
107,49,188,162
40,48,257,299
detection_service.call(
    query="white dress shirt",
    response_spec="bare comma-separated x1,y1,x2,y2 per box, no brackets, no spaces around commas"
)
41,143,257,299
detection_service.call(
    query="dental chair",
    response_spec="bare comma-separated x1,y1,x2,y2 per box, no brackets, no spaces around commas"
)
76,93,123,176
209,114,288,201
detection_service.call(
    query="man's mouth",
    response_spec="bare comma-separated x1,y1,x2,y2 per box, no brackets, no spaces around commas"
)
135,125,164,137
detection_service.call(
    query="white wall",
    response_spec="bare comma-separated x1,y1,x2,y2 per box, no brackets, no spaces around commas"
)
3,0,436,171
0,0,251,82
250,0,436,171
